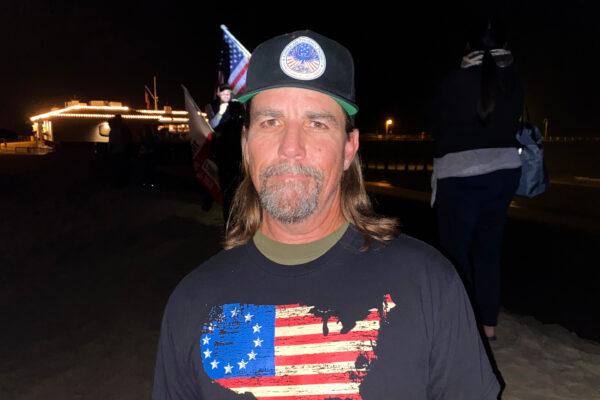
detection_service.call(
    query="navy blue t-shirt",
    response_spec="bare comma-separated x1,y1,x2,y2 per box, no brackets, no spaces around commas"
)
153,226,499,399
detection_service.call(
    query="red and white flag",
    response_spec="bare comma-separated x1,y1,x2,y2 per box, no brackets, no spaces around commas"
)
144,90,151,110
182,85,223,204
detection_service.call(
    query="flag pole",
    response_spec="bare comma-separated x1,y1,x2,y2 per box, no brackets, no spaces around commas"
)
220,24,251,57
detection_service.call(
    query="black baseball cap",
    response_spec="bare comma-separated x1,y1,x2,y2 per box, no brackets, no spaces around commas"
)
237,30,358,116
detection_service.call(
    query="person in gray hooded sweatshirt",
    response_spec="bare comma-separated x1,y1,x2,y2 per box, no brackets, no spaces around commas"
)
427,19,524,340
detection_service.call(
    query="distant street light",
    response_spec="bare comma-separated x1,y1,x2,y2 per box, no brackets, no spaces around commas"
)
385,119,393,135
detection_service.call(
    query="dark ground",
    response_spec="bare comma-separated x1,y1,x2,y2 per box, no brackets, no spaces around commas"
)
0,146,223,399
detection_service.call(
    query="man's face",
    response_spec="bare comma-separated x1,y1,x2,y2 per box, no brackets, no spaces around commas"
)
219,89,232,103
243,87,359,224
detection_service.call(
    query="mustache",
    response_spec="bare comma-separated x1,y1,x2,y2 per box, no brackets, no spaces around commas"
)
259,164,324,182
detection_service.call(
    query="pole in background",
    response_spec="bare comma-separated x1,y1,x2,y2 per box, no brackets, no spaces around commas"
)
144,76,159,111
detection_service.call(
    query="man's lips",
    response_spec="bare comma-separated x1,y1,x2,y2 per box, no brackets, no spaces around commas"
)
271,173,311,179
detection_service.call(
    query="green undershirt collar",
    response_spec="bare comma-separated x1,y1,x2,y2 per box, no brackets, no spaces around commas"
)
253,222,350,265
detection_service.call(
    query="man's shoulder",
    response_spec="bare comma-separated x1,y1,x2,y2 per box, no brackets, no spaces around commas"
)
182,244,248,282
375,233,444,262
369,233,457,283
167,245,249,305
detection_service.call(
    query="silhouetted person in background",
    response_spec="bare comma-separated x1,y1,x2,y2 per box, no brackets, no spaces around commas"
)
205,84,244,222
427,19,524,340
108,114,132,188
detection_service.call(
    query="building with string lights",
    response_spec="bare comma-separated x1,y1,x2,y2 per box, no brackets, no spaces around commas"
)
30,100,190,143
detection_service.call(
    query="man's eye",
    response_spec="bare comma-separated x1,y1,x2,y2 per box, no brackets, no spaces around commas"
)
309,121,328,129
260,119,280,128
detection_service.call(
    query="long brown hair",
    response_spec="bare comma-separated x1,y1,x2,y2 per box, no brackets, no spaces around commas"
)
223,105,398,250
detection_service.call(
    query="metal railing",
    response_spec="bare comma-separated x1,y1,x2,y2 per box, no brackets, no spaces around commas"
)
359,139,434,173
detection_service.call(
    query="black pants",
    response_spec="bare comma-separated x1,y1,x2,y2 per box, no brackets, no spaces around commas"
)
436,167,521,326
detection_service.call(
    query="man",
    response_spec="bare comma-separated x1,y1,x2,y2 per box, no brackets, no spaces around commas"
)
205,84,245,221
154,30,499,399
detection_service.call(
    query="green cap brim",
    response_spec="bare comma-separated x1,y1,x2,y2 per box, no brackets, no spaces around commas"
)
237,86,358,116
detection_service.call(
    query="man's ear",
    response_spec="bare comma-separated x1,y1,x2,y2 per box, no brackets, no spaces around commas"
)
343,129,359,170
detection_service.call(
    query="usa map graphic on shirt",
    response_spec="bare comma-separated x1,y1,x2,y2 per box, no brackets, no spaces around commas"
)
199,295,396,399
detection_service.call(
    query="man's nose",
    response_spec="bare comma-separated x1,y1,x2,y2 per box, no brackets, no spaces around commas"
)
277,123,306,160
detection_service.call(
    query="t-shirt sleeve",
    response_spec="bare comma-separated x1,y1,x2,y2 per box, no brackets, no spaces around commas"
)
152,293,202,400
427,260,500,399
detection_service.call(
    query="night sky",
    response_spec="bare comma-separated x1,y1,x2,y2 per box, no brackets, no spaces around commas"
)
1,1,598,136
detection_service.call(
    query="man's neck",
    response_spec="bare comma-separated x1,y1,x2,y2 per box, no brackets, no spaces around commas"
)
260,208,347,244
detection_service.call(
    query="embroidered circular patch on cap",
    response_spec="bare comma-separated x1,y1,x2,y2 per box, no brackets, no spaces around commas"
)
279,36,326,81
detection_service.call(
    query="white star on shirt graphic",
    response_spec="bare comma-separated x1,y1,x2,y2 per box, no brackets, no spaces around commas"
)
244,313,254,322
230,308,239,317
252,323,262,333
210,359,219,369
253,337,263,347
224,364,233,374
202,336,210,345
237,359,248,370
203,349,212,359
247,350,257,360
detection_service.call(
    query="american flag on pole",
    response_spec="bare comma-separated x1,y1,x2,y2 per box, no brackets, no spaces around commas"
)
200,295,396,399
219,25,251,95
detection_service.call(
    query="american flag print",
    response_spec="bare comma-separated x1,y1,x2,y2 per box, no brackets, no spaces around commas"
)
200,295,396,399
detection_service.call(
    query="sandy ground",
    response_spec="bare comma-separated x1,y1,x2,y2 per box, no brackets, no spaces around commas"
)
492,314,600,399
1,149,599,399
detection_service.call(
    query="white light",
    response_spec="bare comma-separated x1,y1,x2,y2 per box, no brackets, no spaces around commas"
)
30,105,83,121
138,110,188,115
122,115,161,120
55,113,116,119
30,104,129,121
52,113,161,120
159,117,189,123
137,110,166,114
31,104,189,122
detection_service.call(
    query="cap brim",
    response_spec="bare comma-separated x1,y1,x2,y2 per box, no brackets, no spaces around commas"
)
237,84,358,116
